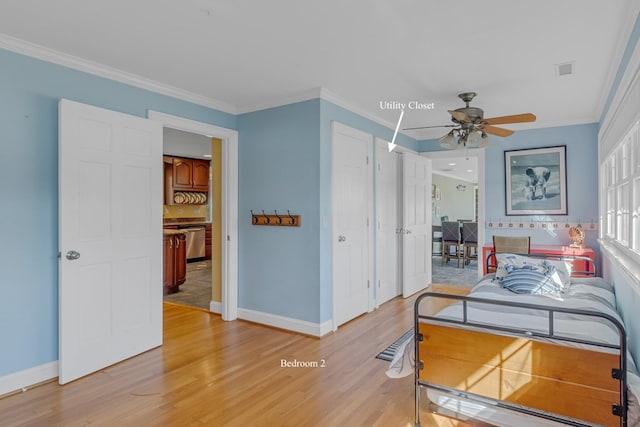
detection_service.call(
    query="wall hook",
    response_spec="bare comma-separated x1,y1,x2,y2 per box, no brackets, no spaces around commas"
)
274,210,283,224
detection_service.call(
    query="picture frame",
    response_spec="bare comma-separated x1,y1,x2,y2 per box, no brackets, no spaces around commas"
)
504,145,567,215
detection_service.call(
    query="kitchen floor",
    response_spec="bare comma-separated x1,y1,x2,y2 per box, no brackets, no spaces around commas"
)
163,259,212,310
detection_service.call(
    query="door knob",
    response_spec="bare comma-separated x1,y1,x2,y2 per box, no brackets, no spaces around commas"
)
66,250,81,260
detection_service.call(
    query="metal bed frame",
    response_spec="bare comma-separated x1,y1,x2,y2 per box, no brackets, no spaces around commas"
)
414,255,627,427
485,251,598,277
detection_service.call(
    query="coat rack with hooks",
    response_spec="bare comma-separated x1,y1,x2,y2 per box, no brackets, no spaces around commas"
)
251,210,300,227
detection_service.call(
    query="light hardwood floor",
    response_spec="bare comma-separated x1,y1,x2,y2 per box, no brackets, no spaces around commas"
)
0,284,480,427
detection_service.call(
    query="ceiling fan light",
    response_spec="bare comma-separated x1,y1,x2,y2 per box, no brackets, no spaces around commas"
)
478,131,493,148
439,132,457,149
465,130,483,147
457,133,468,149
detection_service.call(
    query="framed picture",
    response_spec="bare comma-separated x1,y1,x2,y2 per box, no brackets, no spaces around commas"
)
504,145,567,215
432,184,436,199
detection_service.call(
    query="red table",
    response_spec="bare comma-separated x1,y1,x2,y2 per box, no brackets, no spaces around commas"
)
481,244,596,276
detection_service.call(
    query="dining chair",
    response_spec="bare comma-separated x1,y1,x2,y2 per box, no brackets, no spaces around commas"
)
441,221,462,267
462,222,478,268
432,225,443,256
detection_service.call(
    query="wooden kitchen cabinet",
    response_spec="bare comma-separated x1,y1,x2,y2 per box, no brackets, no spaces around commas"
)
192,160,210,192
163,231,187,294
172,157,210,192
205,223,212,260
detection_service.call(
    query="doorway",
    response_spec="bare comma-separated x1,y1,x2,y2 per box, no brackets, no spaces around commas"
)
162,128,217,311
149,111,238,321
422,149,485,283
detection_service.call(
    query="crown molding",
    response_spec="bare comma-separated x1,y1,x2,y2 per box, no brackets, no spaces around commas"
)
238,86,416,140
236,87,323,114
0,33,237,114
318,87,403,133
595,4,640,122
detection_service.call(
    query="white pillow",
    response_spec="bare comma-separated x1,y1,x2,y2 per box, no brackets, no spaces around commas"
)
493,253,571,295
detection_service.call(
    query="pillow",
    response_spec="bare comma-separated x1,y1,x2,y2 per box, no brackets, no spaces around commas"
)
493,253,544,282
493,253,571,296
501,268,564,298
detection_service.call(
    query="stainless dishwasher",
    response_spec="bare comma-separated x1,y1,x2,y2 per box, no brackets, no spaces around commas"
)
183,227,206,260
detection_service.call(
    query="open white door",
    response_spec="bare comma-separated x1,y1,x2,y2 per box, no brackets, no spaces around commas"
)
402,153,432,297
58,99,163,384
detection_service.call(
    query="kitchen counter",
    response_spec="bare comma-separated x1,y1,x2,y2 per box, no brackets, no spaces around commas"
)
163,229,188,235
163,219,211,226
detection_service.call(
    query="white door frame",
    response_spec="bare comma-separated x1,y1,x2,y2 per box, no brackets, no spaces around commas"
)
148,111,238,320
421,148,485,280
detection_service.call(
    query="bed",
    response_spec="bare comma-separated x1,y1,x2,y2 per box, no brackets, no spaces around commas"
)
386,253,640,427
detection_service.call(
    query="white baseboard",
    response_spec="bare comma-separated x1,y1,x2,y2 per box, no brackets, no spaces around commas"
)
0,361,58,396
238,308,332,337
209,300,222,314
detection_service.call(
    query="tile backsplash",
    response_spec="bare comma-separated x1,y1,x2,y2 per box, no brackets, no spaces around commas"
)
163,204,208,219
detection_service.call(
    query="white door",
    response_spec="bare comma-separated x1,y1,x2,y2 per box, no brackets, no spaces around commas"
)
58,99,163,384
402,153,432,297
332,122,373,327
375,138,401,305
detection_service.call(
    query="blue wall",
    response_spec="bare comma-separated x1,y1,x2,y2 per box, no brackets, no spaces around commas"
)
0,48,235,377
235,98,418,325
237,100,322,322
418,124,599,251
482,124,599,246
0,47,419,378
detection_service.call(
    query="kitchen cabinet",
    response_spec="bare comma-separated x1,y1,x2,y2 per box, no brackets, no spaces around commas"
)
163,156,210,204
205,223,212,260
163,231,187,294
172,157,210,192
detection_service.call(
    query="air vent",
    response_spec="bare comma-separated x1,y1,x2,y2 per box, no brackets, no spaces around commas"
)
556,61,575,77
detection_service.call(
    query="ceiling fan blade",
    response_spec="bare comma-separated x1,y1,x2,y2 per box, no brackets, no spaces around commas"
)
483,113,536,125
448,110,470,123
403,124,456,131
483,125,515,137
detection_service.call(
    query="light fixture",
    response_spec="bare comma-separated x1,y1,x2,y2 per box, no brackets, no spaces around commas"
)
456,184,467,191
439,127,493,150
438,131,457,149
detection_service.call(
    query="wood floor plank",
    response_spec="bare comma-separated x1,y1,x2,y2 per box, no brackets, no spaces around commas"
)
0,284,478,427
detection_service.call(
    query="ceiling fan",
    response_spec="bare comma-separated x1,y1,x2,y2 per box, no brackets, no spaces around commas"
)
404,92,536,149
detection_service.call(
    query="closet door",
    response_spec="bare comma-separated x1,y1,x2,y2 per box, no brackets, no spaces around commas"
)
332,122,373,327
375,138,401,305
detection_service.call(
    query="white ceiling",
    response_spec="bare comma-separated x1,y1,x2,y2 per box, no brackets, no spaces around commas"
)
1,1,637,148
431,156,478,183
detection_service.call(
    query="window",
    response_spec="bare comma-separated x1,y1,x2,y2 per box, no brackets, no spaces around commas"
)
601,121,640,254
